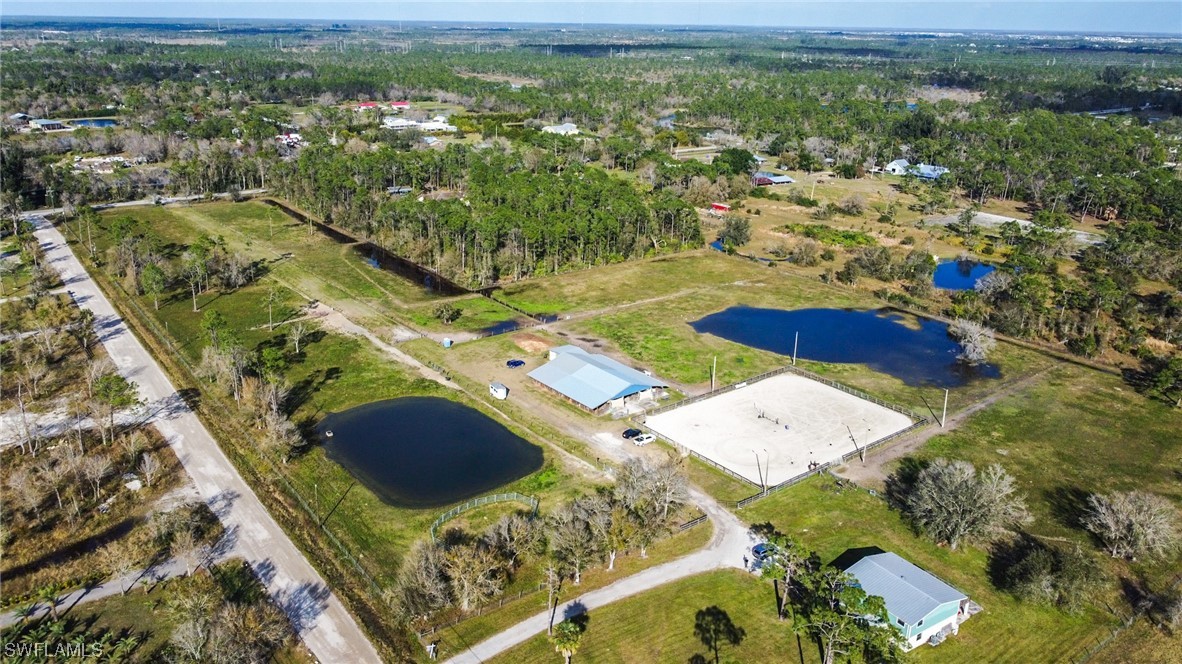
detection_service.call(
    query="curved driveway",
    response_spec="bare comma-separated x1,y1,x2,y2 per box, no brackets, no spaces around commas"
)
442,486,754,664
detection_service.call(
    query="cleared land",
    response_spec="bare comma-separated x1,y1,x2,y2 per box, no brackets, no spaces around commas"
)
646,373,914,485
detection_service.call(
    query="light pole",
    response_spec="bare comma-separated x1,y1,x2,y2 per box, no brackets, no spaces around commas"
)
752,449,765,493
762,448,770,494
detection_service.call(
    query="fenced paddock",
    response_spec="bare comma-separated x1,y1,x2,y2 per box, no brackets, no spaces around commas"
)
645,372,914,487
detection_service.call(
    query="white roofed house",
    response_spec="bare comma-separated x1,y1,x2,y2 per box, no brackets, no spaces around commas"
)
846,552,978,651
541,123,579,136
885,159,911,175
527,345,666,414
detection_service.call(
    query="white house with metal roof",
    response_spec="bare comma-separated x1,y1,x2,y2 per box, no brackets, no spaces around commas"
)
527,345,665,413
541,123,579,136
847,552,974,650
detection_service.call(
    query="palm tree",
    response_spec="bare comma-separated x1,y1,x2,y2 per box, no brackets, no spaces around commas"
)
550,620,583,664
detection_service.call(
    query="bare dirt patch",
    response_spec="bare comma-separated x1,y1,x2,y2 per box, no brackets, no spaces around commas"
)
512,333,552,354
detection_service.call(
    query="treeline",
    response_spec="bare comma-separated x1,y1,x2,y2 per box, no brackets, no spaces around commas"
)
389,457,688,626
273,144,703,287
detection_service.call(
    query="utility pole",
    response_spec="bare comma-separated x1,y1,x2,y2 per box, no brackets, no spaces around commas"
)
792,332,799,366
941,389,949,428
711,355,717,391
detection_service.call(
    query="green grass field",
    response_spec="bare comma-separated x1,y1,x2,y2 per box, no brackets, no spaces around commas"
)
404,294,530,334
490,251,774,316
485,570,804,664
899,363,1182,561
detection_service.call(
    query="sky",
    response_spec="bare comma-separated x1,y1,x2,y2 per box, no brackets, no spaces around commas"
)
2,1,1180,36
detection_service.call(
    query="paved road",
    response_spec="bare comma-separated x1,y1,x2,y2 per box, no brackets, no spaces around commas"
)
442,486,755,664
29,214,383,663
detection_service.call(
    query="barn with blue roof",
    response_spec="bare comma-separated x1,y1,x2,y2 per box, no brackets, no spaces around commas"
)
528,345,666,413
847,551,976,650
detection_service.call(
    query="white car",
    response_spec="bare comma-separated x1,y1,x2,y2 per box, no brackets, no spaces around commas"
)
633,433,656,446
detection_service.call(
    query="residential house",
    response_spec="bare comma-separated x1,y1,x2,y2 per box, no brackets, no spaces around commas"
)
846,552,976,651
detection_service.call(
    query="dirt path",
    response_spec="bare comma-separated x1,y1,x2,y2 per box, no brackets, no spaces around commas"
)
835,367,1053,488
306,302,456,389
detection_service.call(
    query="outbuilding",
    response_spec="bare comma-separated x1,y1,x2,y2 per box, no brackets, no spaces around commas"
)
31,119,66,131
527,345,666,413
541,123,579,136
752,171,795,186
846,552,976,651
489,382,509,400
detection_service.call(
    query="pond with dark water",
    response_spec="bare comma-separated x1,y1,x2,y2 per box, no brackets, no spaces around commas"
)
933,260,996,290
317,397,543,509
690,306,999,388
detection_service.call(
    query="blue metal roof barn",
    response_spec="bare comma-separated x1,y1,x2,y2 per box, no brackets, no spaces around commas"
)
528,345,665,411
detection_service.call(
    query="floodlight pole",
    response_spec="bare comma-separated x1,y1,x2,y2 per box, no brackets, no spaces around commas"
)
762,449,770,495
752,450,765,493
847,424,863,463
941,389,949,428
793,332,799,366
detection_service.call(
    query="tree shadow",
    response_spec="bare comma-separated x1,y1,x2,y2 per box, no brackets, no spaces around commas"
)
562,599,589,627
986,533,1041,590
287,366,341,412
1044,485,1091,530
884,456,928,514
276,581,331,633
692,605,746,664
830,546,887,572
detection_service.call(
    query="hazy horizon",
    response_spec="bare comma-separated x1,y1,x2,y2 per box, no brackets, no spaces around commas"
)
2,1,1180,37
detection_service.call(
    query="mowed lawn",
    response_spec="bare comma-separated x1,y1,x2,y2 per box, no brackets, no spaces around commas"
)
491,251,775,316
485,570,804,664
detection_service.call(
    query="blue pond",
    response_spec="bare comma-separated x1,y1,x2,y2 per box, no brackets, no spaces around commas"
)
481,319,530,336
933,260,996,290
318,397,543,509
70,118,118,128
690,306,999,388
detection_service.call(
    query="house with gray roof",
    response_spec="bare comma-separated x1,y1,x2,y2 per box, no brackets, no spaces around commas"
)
528,345,665,413
847,551,975,650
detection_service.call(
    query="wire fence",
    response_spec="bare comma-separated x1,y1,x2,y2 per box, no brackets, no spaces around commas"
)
429,492,539,542
1069,571,1182,664
415,582,548,639
644,362,922,422
93,264,387,601
640,362,929,509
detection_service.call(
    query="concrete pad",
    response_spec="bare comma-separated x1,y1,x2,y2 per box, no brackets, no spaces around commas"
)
646,373,913,486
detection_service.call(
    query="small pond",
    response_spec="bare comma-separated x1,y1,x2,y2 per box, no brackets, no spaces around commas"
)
480,319,532,336
317,397,543,509
70,118,118,128
690,306,999,388
933,260,996,290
